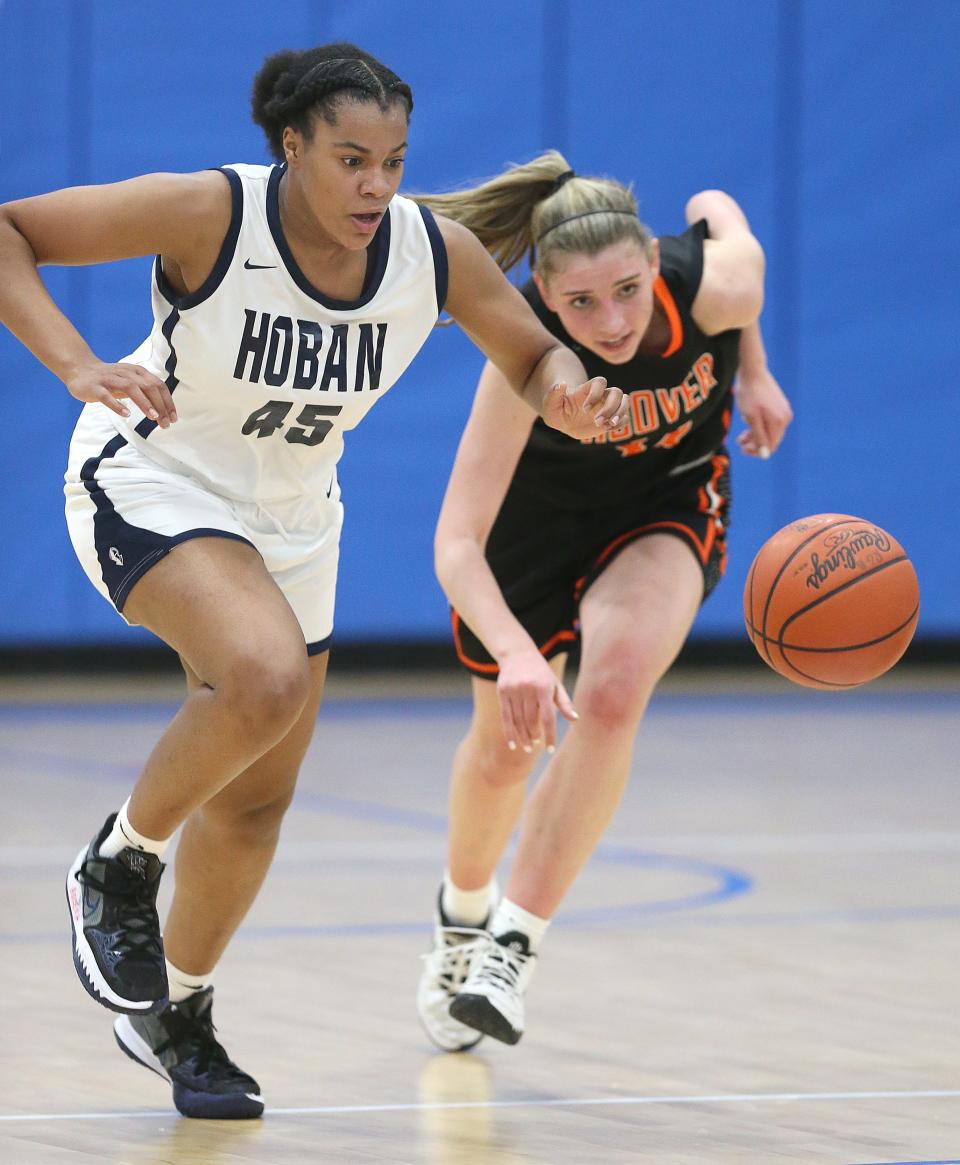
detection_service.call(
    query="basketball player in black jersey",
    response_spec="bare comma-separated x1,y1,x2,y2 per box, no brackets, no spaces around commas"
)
415,153,793,1050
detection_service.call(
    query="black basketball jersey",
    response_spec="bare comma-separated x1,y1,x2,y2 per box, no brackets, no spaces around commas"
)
512,220,739,511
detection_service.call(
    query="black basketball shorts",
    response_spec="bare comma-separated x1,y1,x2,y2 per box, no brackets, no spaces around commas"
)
451,450,731,678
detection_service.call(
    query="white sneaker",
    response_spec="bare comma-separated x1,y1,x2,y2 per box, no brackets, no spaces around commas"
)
418,913,490,1052
449,931,537,1045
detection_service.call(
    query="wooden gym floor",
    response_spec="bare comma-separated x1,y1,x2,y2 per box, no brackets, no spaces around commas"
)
1,664,959,1164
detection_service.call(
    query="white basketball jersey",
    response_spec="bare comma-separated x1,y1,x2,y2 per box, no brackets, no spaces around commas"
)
98,163,447,502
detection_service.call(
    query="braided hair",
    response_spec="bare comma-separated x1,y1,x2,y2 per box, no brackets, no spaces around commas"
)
252,43,413,162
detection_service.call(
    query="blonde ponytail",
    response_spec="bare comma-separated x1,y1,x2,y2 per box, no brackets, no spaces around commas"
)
414,150,652,279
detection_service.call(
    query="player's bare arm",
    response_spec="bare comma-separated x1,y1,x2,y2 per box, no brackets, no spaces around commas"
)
686,189,765,334
435,360,577,749
684,189,793,457
436,215,624,439
0,170,232,425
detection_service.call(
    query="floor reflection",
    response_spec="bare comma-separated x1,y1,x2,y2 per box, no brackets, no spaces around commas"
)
417,1052,533,1164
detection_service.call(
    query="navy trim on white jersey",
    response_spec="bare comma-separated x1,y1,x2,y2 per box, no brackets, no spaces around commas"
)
135,305,180,439
306,633,332,657
265,164,392,311
417,205,448,314
154,167,243,310
80,433,254,610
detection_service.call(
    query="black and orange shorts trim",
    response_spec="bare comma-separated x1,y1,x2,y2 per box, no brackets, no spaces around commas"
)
452,450,731,679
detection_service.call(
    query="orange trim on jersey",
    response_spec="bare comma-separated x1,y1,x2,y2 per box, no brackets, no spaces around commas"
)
573,522,709,602
540,628,578,656
451,610,576,675
451,610,499,674
603,520,711,569
692,452,731,573
653,276,683,358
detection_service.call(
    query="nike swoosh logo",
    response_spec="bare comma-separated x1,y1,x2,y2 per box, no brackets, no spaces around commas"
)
244,259,277,270
83,887,100,923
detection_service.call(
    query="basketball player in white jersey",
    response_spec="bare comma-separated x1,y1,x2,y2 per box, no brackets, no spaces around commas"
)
0,44,624,1119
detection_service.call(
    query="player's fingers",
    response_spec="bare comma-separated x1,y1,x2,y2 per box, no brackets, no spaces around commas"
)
499,694,521,753
518,692,542,752
745,409,771,452
738,431,769,459
593,385,624,427
576,376,607,409
130,367,178,423
90,386,132,419
538,696,558,752
111,381,164,424
136,381,177,427
766,410,792,453
738,416,768,459
110,368,177,426
554,681,578,724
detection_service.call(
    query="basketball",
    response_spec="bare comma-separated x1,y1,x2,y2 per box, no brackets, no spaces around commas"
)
743,513,920,689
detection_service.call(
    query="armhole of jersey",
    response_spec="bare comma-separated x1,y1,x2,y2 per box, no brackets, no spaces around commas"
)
685,218,708,301
417,204,449,315
154,167,243,310
653,277,684,358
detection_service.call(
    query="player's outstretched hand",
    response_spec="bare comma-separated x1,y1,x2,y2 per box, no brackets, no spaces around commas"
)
736,366,792,459
497,648,578,754
542,376,624,441
65,360,178,428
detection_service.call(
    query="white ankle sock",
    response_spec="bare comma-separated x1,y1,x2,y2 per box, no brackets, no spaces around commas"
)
441,872,497,927
490,898,550,952
98,798,172,860
166,958,214,1004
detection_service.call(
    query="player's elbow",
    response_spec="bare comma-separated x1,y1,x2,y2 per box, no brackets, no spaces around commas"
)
433,530,468,590
0,205,38,265
686,189,747,229
434,527,485,596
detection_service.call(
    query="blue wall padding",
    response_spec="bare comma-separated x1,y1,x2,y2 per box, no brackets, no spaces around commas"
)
1,0,956,646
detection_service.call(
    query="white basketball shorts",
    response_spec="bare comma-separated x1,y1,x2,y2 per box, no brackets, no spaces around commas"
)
64,407,342,655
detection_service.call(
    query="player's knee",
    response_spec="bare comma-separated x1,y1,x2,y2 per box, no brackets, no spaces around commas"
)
576,659,655,731
461,731,537,788
221,651,312,743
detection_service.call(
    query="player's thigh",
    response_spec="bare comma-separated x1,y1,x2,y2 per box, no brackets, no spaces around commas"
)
578,533,703,686
124,536,308,685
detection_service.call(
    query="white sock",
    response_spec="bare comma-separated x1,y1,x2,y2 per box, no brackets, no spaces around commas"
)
165,958,214,1004
98,797,172,860
490,897,550,953
441,871,497,927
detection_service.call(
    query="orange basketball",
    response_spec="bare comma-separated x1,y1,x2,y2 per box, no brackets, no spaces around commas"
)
743,514,920,690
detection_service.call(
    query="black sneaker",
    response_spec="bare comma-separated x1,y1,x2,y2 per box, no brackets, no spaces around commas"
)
66,814,168,1014
114,988,264,1119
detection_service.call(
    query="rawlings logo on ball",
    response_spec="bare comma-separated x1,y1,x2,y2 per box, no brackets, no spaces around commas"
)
805,528,892,590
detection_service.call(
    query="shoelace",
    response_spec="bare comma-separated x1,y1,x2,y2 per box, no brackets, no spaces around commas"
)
473,942,529,992
422,930,488,994
156,1007,254,1085
76,860,163,960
